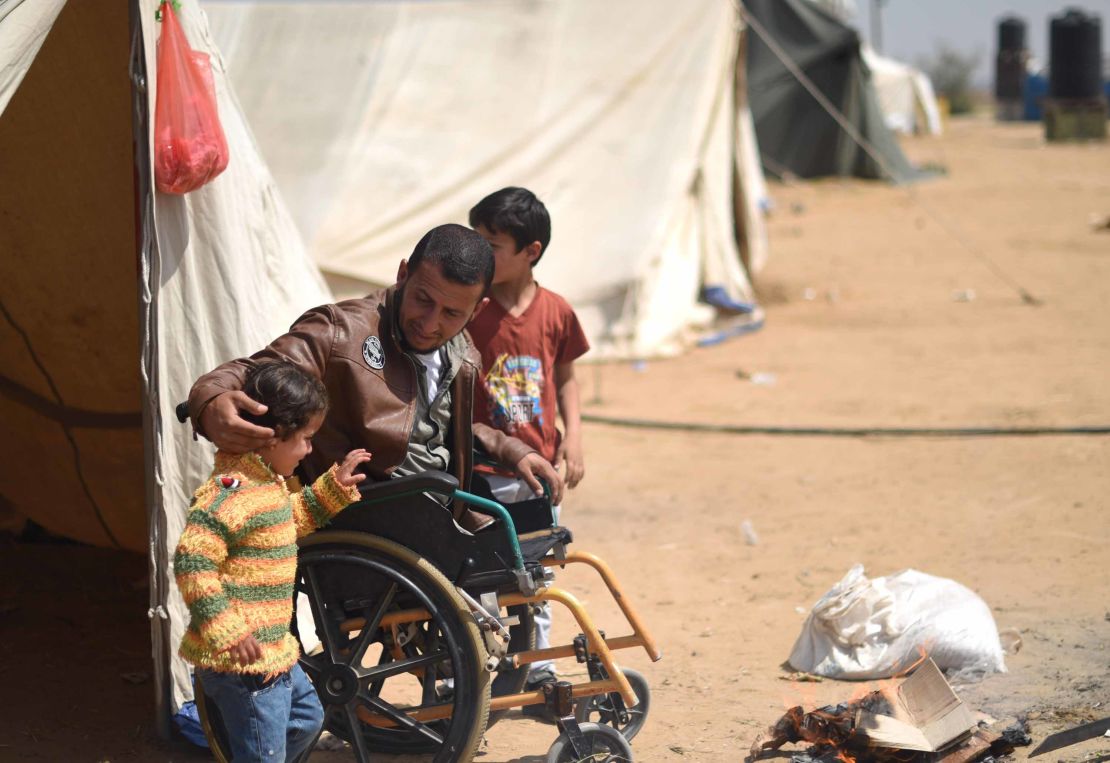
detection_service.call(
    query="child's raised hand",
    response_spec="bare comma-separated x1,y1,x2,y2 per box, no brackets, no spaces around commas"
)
336,449,372,487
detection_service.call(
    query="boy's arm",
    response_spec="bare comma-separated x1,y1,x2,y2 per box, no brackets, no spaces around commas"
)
173,485,252,654
554,361,585,489
188,305,337,452
289,450,371,537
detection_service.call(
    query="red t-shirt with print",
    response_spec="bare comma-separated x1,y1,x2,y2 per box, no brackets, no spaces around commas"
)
468,285,590,466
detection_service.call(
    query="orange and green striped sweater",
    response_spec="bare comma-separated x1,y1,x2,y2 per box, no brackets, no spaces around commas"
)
173,451,360,674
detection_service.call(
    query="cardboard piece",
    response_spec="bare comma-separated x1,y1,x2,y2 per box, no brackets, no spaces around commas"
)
935,728,1000,763
855,659,975,752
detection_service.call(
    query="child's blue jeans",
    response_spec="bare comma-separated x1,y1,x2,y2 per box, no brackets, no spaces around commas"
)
197,663,324,762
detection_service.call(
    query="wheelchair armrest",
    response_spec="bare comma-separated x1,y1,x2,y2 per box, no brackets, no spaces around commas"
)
357,471,459,503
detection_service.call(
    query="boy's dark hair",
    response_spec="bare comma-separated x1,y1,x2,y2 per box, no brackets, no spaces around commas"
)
241,360,328,439
407,223,495,291
468,187,551,266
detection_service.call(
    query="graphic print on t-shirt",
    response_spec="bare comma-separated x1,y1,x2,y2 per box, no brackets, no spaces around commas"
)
484,353,545,432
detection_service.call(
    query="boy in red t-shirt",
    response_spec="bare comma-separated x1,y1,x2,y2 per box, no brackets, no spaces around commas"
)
467,187,589,711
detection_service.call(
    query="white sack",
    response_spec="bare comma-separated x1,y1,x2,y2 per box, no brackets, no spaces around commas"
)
788,564,1006,680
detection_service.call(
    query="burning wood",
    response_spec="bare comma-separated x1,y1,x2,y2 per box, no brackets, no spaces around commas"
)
749,694,906,763
748,659,1020,763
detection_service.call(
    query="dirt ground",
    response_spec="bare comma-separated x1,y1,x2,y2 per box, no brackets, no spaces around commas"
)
2,116,1108,762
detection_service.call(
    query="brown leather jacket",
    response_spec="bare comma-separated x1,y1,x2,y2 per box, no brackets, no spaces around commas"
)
188,286,535,513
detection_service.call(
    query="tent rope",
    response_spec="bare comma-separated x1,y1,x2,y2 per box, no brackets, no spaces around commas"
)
583,413,1110,438
0,298,122,547
735,1,1041,306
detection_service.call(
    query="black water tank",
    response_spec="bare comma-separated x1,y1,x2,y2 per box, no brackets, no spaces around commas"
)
998,16,1026,52
996,16,1027,99
1049,9,1103,99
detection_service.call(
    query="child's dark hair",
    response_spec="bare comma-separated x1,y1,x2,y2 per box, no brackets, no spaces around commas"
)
468,187,551,266
241,360,328,439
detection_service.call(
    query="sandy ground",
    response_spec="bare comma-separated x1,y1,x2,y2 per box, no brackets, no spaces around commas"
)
2,117,1108,762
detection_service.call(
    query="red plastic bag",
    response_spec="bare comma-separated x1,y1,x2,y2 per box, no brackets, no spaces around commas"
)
153,1,229,194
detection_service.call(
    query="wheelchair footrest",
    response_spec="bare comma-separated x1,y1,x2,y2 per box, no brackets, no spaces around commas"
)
518,526,572,563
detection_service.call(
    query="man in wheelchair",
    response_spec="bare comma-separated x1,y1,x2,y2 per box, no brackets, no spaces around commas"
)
185,224,657,762
186,223,564,533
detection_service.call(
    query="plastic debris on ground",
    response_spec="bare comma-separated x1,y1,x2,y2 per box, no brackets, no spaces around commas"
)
749,372,777,386
741,519,760,546
172,701,209,748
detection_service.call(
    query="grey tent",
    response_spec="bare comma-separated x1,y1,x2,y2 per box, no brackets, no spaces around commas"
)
743,0,917,182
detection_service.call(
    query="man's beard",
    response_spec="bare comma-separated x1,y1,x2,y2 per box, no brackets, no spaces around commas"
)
394,284,443,354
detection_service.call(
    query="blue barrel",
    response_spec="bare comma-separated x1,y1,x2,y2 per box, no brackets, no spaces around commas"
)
1024,73,1048,120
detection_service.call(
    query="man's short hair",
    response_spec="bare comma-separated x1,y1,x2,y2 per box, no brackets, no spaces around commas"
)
468,187,552,265
408,223,495,291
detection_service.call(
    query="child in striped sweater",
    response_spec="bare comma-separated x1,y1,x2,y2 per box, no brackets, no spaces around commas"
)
174,360,371,762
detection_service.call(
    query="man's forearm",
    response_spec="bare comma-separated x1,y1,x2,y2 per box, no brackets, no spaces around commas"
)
473,422,536,468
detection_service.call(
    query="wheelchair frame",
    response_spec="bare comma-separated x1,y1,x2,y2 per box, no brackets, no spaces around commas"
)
195,468,661,762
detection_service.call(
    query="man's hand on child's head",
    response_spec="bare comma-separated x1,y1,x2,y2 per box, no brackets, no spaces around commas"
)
515,452,564,505
202,391,277,453
336,449,373,487
555,435,585,490
224,634,263,666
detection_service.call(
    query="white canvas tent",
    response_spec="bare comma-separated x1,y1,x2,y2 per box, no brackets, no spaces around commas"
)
202,0,770,359
0,0,330,729
2,0,768,734
862,46,943,136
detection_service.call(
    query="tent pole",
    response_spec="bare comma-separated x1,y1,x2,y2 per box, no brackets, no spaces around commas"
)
130,0,172,740
870,0,886,54
732,16,752,270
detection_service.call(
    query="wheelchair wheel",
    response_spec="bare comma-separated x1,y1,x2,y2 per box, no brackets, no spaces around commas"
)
574,667,650,741
546,722,634,762
193,675,231,763
295,532,490,762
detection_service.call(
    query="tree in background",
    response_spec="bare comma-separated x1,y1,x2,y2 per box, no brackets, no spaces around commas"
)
922,44,980,115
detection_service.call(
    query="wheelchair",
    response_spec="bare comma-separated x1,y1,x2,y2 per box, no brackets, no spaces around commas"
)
191,463,662,762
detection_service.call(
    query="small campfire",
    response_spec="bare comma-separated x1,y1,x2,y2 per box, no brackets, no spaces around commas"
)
748,659,1025,763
